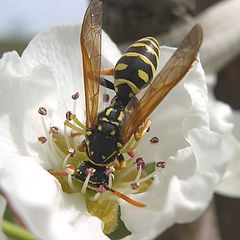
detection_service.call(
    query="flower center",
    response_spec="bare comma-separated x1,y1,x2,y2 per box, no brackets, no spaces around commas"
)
37,92,166,233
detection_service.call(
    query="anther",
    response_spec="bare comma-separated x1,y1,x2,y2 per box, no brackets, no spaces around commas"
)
150,136,159,143
38,136,47,144
72,92,79,100
156,161,166,168
67,148,75,157
96,185,107,193
103,93,110,102
105,166,115,175
136,157,145,169
66,111,73,121
127,151,135,158
85,167,96,176
65,164,75,175
131,182,140,190
49,126,59,135
38,107,47,116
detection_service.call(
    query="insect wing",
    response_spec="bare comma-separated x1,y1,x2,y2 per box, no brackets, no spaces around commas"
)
81,0,102,130
121,24,203,144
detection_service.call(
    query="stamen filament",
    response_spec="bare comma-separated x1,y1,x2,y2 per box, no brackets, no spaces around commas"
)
90,192,101,201
67,174,77,191
108,174,113,188
71,115,86,130
62,153,71,169
72,99,76,115
121,136,135,153
64,120,85,134
64,125,73,150
50,134,65,159
119,163,136,179
81,174,91,194
134,167,142,182
47,137,63,166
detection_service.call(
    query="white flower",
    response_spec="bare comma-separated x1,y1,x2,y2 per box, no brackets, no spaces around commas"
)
0,25,237,240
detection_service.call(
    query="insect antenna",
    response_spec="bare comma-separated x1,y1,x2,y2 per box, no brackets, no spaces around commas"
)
105,186,146,208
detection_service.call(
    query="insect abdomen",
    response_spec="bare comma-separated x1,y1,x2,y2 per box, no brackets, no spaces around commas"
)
114,37,160,105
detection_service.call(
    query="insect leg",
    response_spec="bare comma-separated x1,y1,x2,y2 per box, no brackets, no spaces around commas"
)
134,119,152,141
100,68,114,75
100,77,115,91
116,154,126,170
77,140,87,152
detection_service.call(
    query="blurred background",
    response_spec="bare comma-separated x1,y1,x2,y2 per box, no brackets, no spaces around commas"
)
0,0,239,239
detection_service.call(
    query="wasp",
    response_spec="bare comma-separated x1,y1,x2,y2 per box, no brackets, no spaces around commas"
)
64,0,202,207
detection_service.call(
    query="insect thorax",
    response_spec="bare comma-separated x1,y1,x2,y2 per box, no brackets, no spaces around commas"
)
114,36,160,106
85,107,125,166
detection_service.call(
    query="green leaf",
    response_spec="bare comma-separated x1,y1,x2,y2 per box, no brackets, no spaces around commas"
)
107,207,131,240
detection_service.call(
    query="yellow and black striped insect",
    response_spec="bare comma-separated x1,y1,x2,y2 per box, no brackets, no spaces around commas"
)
74,0,203,207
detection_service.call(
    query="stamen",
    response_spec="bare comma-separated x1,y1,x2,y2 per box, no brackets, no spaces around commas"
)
156,161,166,168
64,125,73,150
66,111,72,121
65,164,75,175
81,167,96,194
137,171,155,184
65,164,77,191
62,150,75,169
68,148,75,157
119,162,136,179
103,93,110,102
131,182,140,190
136,157,145,170
72,92,79,115
108,174,113,188
150,136,159,143
72,92,80,100
121,136,135,153
41,132,64,168
71,115,86,130
38,136,47,144
49,126,59,135
49,134,65,159
38,107,47,116
134,165,142,182
67,174,77,191
62,153,71,169
127,151,135,158
64,120,85,134
105,166,115,176
96,185,107,193
90,192,101,201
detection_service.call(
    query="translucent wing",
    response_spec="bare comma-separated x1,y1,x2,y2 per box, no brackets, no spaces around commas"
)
81,0,102,130
121,24,203,144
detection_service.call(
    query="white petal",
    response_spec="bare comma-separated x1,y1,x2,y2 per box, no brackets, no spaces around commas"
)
0,154,108,240
121,46,236,239
206,74,240,198
21,25,121,121
0,51,57,162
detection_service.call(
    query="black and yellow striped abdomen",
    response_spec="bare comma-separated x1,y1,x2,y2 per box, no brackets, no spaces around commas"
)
114,37,160,106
